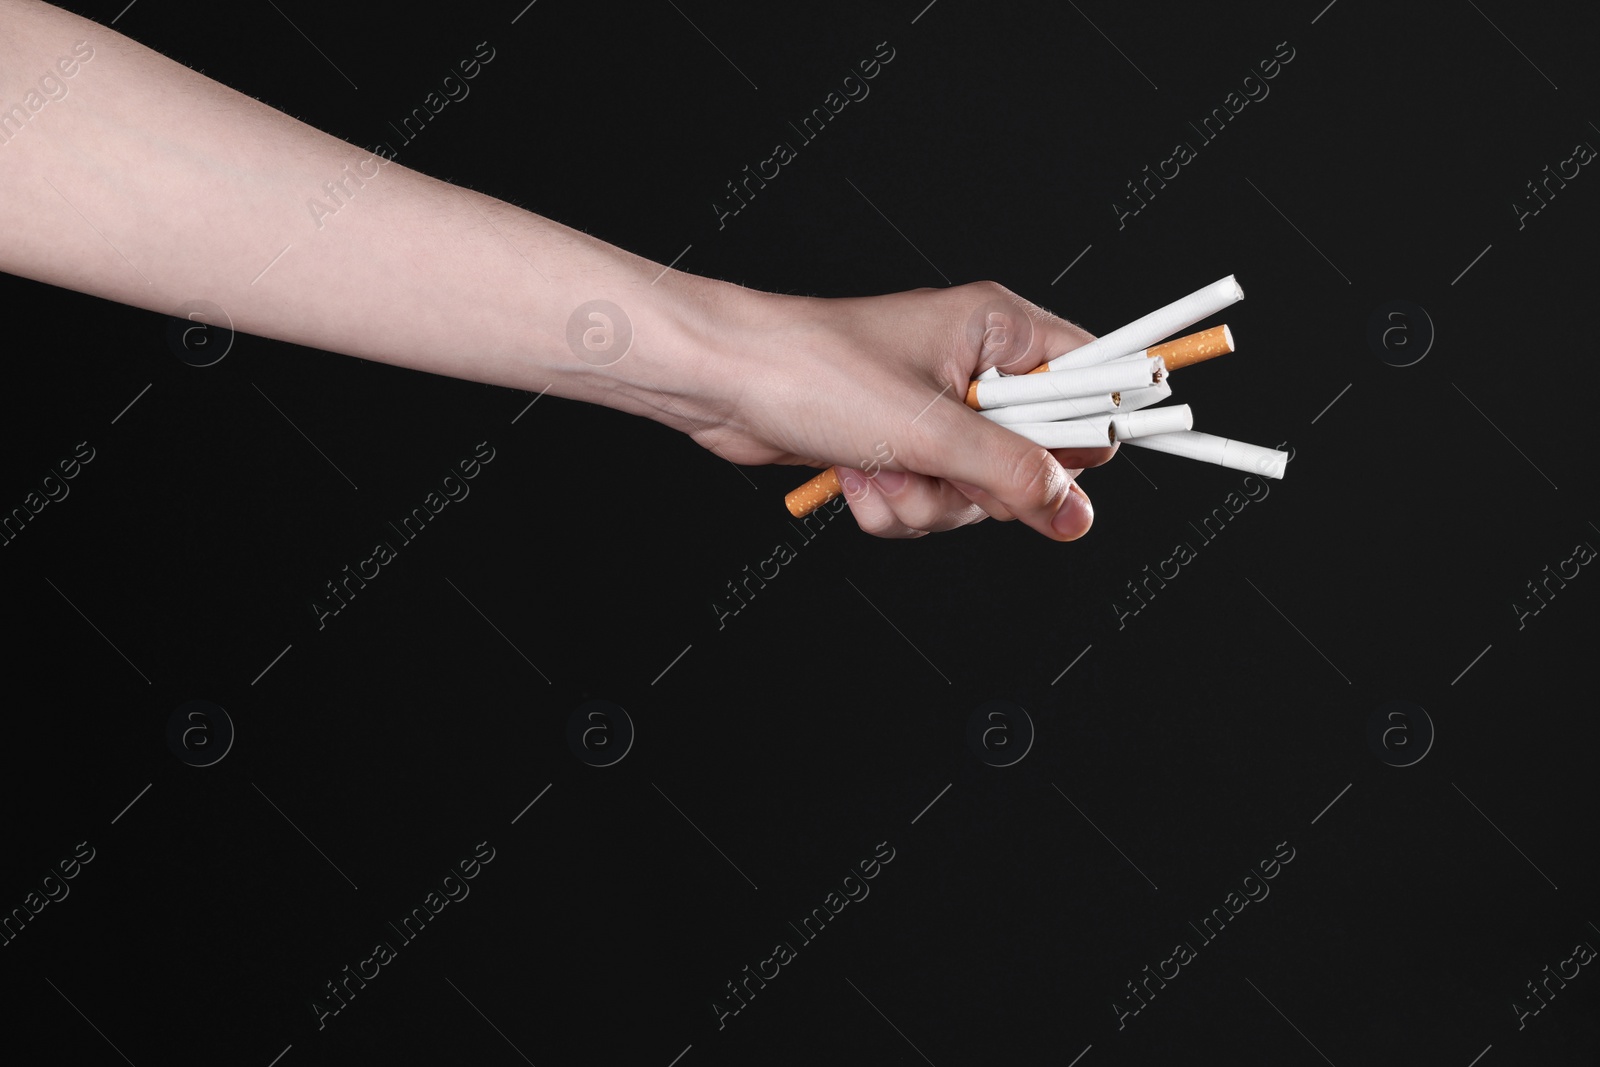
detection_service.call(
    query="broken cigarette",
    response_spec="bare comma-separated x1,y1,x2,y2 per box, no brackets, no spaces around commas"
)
981,326,1217,422
1102,325,1233,373
785,467,844,517
979,322,1231,398
1111,404,1193,440
967,321,1230,411
1113,379,1174,412
966,356,1165,411
977,275,1242,379
1003,416,1117,449
1005,404,1194,449
1121,430,1287,479
981,390,1120,426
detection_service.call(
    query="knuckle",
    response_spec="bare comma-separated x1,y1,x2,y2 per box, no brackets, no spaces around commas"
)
952,503,989,529
1005,446,1070,513
893,492,947,532
852,502,901,538
918,498,987,532
963,279,1011,301
857,514,895,537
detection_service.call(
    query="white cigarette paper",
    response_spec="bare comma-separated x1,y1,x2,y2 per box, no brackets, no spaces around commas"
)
1047,276,1242,371
1006,417,1113,449
972,356,1163,410
981,392,1118,426
989,401,1189,448
1110,404,1193,440
1114,380,1173,411
977,274,1242,379
1122,430,1287,479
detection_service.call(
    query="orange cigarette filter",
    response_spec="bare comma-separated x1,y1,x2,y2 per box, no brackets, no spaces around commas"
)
786,323,1234,518
964,324,1234,408
784,467,842,518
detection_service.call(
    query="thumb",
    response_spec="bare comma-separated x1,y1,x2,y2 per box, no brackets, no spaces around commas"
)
967,286,1096,375
912,401,1095,541
935,286,1101,538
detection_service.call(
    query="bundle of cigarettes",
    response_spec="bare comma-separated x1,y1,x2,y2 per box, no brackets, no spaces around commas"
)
784,275,1287,518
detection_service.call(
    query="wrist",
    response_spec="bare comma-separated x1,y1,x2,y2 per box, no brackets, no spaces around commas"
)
568,268,802,437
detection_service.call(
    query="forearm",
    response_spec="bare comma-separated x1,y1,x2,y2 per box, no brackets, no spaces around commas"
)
0,2,1109,542
0,0,763,424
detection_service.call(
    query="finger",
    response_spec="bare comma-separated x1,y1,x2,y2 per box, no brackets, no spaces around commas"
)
949,461,1095,527
836,467,925,539
1049,443,1118,470
966,283,1097,376
869,469,988,533
913,404,1095,542
1054,481,1096,540
948,479,1016,522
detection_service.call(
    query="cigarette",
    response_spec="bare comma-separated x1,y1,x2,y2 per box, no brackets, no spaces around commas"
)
966,321,1229,409
992,379,1174,426
1010,404,1194,448
1113,380,1173,412
982,391,1119,425
1046,276,1242,371
1121,430,1287,479
1002,416,1115,449
1103,324,1233,373
967,356,1164,410
964,327,1201,421
1110,404,1193,440
976,275,1241,379
785,467,843,517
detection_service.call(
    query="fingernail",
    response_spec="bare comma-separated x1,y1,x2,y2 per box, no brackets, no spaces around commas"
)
1051,483,1093,539
838,470,866,500
872,470,907,493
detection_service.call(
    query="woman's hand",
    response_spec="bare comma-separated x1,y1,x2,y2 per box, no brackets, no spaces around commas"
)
668,280,1116,541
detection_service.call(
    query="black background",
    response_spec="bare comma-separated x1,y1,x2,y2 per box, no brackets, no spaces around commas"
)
3,0,1597,1064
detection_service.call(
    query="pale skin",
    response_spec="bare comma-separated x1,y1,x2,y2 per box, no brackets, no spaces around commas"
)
0,0,1114,540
